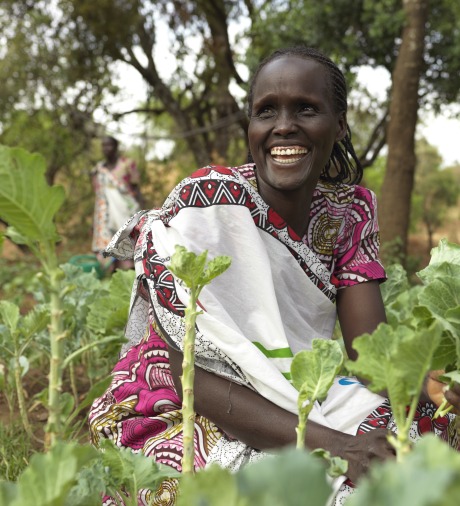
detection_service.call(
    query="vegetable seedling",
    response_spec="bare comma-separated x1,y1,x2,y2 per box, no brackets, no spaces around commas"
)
168,245,231,475
290,339,344,450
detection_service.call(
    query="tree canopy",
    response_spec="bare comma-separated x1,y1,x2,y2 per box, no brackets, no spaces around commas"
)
1,0,459,258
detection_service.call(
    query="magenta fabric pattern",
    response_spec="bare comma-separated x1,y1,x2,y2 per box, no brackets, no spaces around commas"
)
90,324,223,505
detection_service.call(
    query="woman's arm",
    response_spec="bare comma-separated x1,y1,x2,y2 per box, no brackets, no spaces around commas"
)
336,280,386,361
168,346,394,483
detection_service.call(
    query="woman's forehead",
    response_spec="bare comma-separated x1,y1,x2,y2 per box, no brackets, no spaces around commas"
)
253,56,331,98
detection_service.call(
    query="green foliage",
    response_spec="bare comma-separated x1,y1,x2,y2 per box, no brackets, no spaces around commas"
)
169,245,232,293
0,440,179,506
0,146,65,245
348,239,460,454
348,322,442,450
178,448,332,506
86,269,136,336
348,435,460,506
291,339,343,405
417,240,460,369
0,442,98,506
99,440,179,506
291,339,343,449
0,422,34,481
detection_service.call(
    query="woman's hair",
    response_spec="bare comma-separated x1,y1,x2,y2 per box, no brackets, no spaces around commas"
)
103,136,120,149
247,46,362,185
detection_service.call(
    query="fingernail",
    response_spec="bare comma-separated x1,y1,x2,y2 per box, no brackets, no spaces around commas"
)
443,385,450,393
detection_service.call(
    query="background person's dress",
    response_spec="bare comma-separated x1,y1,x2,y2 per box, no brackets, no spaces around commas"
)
92,157,141,253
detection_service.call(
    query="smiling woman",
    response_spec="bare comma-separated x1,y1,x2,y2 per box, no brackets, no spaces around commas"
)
89,46,459,506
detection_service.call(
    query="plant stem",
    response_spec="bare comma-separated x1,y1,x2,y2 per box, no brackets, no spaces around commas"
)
296,415,306,450
181,287,200,475
13,353,34,441
44,248,66,447
69,361,79,409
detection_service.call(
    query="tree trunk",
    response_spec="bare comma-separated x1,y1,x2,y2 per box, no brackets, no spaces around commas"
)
379,0,428,263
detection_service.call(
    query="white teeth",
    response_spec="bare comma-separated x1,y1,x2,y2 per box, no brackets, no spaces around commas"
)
270,147,308,156
273,156,303,164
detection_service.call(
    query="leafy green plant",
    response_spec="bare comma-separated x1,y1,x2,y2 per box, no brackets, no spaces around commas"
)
290,339,344,450
0,300,49,439
168,245,231,475
178,448,332,506
0,145,67,446
0,440,179,506
347,239,460,458
348,435,460,506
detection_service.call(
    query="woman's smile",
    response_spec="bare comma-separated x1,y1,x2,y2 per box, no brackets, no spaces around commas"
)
270,145,309,164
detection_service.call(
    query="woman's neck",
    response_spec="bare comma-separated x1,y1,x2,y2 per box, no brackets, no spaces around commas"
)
258,183,315,238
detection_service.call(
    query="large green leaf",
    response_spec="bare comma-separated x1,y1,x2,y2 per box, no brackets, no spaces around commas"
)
291,339,343,403
0,300,20,334
11,443,98,506
347,322,442,432
0,145,65,242
86,269,135,334
417,239,460,284
348,435,460,506
418,278,460,334
100,440,179,501
380,263,410,306
236,448,331,506
178,465,242,506
169,244,231,290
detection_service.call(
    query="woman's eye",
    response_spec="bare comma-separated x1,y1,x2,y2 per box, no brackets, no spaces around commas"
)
255,106,275,118
299,104,314,114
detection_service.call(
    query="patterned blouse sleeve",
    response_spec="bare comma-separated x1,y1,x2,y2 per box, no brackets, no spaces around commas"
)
334,186,386,288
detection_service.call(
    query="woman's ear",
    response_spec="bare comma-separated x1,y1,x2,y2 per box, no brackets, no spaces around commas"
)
335,112,347,142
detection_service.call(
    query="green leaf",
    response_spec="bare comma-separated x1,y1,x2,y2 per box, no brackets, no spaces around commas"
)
418,278,460,336
380,263,410,306
202,255,232,285
59,392,75,421
65,459,107,506
86,270,135,334
347,322,442,433
169,245,231,289
310,448,348,478
430,332,457,371
0,481,18,506
417,239,460,285
22,306,50,338
18,355,29,377
178,465,241,506
236,447,331,506
6,226,32,246
438,370,460,384
291,339,343,404
0,300,20,334
11,443,98,506
100,439,179,501
348,435,460,506
0,145,65,243
169,245,208,288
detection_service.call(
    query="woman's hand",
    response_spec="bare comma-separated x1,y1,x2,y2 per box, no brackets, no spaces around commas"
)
426,370,460,415
337,430,395,484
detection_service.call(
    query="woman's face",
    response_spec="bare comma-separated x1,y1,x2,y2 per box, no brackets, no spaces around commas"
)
248,56,346,196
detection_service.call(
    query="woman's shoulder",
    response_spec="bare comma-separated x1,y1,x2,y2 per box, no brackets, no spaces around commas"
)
315,181,377,210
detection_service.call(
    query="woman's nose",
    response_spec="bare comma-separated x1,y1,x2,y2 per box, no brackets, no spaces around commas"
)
273,110,297,136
